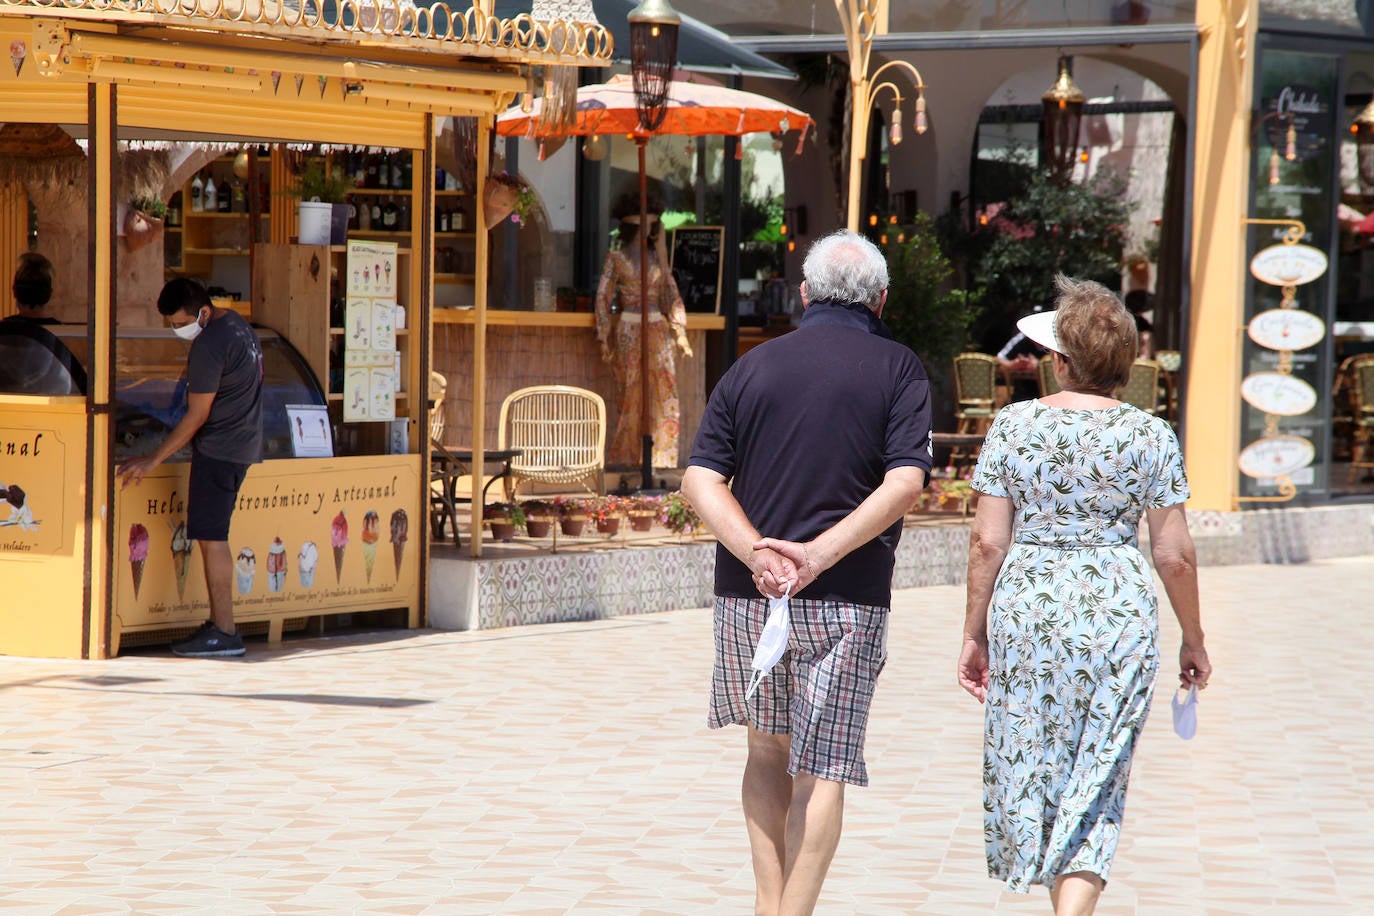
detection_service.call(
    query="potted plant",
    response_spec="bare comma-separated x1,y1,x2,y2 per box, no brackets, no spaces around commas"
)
125,195,167,252
287,160,355,245
483,170,537,230
659,491,702,538
482,501,526,542
922,468,976,517
520,499,557,538
625,494,661,532
584,495,624,536
554,495,587,536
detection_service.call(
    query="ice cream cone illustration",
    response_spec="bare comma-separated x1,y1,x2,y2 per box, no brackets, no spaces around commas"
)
267,537,287,592
128,524,149,599
390,508,408,579
298,541,318,588
331,510,348,583
361,511,380,583
168,520,193,600
235,547,256,595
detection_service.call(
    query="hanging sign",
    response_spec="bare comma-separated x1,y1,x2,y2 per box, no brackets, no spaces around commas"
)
1240,371,1318,416
342,240,399,423
1238,435,1316,479
1247,308,1326,351
1249,243,1328,286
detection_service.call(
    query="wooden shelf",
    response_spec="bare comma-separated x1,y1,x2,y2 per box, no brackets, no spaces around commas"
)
184,210,263,219
165,227,183,233
435,273,476,283
435,189,469,197
346,230,412,238
183,247,250,256
347,188,416,196
435,232,476,240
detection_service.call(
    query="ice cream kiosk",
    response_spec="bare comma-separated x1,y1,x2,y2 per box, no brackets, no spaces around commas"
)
0,1,611,657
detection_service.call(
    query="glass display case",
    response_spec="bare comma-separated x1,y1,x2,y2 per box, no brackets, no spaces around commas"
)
49,326,327,463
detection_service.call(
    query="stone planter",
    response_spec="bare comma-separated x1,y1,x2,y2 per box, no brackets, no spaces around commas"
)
486,520,516,542
559,513,587,537
628,511,655,532
595,516,621,536
525,516,554,538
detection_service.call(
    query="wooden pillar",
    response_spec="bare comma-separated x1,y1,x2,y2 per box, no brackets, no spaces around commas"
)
0,180,27,317
1185,0,1257,511
469,122,491,556
417,115,435,623
87,83,117,658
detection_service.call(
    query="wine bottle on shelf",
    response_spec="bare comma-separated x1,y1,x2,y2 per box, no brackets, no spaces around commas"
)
453,206,465,231
435,167,447,191
401,156,412,190
397,200,410,233
370,198,383,228
359,197,372,231
382,200,398,230
190,173,204,212
366,154,380,189
352,151,367,188
204,176,218,213
230,177,246,213
217,182,231,212
436,206,448,233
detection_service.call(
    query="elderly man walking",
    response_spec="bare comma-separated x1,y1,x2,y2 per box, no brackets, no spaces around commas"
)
682,230,932,914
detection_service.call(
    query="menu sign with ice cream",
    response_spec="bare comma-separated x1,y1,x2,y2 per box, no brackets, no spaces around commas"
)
113,455,420,634
343,240,399,423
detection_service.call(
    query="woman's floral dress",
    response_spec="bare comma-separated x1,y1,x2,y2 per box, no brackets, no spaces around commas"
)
969,400,1189,892
593,248,689,468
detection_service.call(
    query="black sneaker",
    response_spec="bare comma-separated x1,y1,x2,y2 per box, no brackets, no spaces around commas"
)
171,622,245,658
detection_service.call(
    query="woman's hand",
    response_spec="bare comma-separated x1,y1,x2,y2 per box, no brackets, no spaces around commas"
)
957,636,989,702
1179,643,1211,690
676,332,694,359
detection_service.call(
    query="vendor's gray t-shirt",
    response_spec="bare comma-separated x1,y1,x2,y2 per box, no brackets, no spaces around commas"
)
187,310,263,464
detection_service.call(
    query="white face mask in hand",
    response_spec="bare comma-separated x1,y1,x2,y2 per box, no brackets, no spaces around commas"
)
1171,685,1198,740
746,583,791,700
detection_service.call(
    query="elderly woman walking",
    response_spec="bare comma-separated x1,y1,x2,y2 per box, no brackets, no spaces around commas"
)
957,276,1212,915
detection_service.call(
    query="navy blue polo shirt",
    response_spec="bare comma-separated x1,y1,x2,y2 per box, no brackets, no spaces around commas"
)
690,299,933,607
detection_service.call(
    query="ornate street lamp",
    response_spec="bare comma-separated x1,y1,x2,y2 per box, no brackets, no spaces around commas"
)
628,0,680,489
1042,56,1086,183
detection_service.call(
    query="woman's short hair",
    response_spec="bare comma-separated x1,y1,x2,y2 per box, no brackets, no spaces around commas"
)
802,230,888,308
13,252,54,308
1053,274,1137,394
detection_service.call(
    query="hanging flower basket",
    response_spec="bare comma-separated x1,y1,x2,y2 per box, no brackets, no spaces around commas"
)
483,171,536,230
124,207,164,253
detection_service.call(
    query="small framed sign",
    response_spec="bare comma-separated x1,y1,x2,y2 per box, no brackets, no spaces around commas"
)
286,404,334,458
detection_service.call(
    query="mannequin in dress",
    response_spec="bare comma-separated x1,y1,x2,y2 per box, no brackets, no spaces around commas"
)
594,194,693,469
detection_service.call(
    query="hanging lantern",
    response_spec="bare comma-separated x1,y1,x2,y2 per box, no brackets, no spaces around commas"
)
583,134,608,162
628,0,680,134
232,149,251,179
1042,55,1086,183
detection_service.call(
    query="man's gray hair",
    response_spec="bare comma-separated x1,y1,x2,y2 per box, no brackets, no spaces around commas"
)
802,230,889,309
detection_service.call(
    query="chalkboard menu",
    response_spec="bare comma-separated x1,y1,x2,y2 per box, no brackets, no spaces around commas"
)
670,226,724,314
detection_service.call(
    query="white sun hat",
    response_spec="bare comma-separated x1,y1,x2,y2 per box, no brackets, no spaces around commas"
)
1017,309,1062,354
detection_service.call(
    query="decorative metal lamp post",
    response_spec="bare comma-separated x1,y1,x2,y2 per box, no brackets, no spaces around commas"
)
836,0,928,233
1042,55,1086,183
628,0,680,490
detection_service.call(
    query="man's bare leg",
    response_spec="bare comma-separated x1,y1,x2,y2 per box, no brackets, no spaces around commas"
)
743,728,792,916
778,772,845,915
199,540,236,634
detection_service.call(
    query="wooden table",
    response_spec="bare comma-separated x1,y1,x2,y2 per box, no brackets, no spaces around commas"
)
932,431,986,474
429,445,524,544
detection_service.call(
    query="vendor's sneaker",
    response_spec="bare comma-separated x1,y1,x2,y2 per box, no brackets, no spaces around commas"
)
171,622,245,658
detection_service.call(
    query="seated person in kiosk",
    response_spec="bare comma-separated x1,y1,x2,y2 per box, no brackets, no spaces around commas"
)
116,279,263,659
0,252,87,395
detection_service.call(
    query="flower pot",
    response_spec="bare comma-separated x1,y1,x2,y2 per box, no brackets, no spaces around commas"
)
124,209,163,252
525,516,554,538
487,520,516,542
628,511,655,532
298,200,334,245
484,179,517,230
559,514,587,537
595,516,621,536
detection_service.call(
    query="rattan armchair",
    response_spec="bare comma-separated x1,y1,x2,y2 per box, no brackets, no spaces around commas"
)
1345,354,1374,483
498,385,607,499
1037,353,1061,397
1115,359,1163,414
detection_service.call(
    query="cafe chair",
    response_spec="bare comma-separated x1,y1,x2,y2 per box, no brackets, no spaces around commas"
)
1037,353,1062,397
1115,359,1163,415
1345,354,1374,483
498,385,606,500
951,352,999,468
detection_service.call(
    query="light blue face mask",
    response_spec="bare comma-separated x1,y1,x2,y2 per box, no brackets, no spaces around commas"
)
746,582,791,700
1171,685,1198,740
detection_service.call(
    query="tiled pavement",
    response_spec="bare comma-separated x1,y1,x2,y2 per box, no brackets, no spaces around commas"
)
3,557,1373,914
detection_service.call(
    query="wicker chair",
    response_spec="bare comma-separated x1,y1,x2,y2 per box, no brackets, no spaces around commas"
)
1346,354,1374,483
498,385,607,499
1115,359,1162,414
428,372,461,542
1037,354,1061,397
951,352,999,468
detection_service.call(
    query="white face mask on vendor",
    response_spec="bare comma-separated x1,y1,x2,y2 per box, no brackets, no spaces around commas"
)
172,308,208,341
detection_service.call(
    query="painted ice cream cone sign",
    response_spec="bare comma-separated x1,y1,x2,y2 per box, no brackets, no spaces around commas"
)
128,524,149,599
235,547,256,595
331,510,348,583
169,520,194,599
267,537,287,592
390,509,408,578
361,510,380,583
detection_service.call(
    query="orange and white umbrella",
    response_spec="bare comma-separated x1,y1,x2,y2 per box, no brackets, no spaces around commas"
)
496,73,812,147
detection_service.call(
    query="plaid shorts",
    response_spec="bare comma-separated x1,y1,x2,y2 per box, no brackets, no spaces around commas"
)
708,595,889,787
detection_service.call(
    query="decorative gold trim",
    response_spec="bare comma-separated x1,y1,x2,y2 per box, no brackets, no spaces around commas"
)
1,0,613,66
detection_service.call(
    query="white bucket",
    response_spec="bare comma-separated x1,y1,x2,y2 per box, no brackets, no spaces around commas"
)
297,201,333,246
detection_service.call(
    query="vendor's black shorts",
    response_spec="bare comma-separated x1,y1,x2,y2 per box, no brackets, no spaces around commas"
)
186,454,249,542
